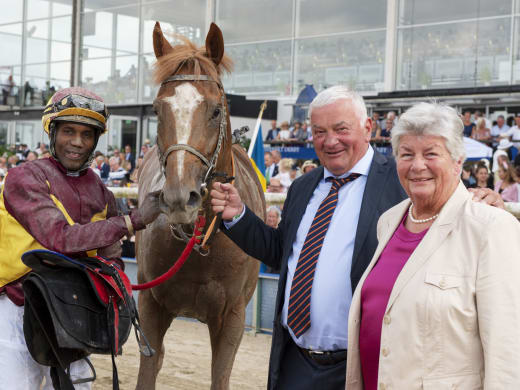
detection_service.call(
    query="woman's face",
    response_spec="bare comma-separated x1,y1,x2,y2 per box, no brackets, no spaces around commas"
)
476,167,489,183
266,210,279,228
397,134,462,212
498,166,506,180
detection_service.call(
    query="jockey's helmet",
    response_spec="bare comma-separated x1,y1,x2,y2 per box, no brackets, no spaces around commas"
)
42,87,109,135
42,87,109,173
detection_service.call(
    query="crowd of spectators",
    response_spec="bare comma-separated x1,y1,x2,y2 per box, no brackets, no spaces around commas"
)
265,120,312,143
461,157,519,202
264,109,520,204
0,140,152,196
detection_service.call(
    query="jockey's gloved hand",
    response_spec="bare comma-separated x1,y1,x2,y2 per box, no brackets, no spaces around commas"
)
97,241,122,260
137,190,162,225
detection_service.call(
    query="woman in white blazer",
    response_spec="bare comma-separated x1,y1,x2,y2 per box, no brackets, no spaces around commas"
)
346,102,520,390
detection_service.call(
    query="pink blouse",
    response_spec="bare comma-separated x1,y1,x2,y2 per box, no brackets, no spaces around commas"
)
359,217,428,390
494,180,519,202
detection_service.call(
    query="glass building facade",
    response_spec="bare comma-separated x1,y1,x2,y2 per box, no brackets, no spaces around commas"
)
2,0,520,152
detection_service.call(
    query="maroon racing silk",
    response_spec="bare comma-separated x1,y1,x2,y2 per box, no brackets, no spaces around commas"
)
3,157,144,257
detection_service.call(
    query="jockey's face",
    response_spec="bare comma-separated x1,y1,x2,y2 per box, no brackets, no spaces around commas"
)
55,122,96,171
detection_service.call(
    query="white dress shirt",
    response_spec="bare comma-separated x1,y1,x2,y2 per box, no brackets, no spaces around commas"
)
491,124,510,137
281,146,374,351
504,126,520,148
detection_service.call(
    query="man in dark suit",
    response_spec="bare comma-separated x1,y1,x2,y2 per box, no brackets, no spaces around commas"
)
124,144,135,173
265,120,280,141
211,86,407,389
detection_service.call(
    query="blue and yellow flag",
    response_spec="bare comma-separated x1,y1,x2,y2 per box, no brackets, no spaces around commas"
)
249,124,266,191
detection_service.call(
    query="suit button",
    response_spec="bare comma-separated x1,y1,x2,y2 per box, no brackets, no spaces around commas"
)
439,277,446,288
379,383,386,390
383,315,391,325
381,347,389,357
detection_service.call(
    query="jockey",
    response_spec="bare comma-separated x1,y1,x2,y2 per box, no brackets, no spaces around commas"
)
0,87,161,389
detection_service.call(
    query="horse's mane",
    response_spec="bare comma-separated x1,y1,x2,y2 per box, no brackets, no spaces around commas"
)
153,35,233,85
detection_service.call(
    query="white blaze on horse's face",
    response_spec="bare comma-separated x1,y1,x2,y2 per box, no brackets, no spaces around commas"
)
163,83,204,179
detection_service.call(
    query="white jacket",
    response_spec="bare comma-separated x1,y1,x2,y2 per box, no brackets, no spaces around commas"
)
346,182,520,390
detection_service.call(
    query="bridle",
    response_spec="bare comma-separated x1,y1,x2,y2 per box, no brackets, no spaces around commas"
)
156,74,231,255
156,74,228,196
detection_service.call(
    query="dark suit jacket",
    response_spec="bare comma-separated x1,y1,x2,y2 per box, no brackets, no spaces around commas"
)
266,128,280,141
224,149,407,389
271,164,279,179
125,152,135,173
99,163,110,181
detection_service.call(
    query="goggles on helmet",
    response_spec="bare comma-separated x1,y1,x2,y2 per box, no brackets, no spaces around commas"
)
52,94,108,117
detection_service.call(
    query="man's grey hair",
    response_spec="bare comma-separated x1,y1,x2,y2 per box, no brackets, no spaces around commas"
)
391,102,466,162
308,85,368,127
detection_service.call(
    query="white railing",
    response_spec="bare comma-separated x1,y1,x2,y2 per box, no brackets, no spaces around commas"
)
106,187,520,219
107,186,286,206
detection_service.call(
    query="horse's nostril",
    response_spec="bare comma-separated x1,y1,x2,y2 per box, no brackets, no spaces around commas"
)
187,191,201,207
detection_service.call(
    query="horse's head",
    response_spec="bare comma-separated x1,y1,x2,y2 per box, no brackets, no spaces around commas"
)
152,22,233,225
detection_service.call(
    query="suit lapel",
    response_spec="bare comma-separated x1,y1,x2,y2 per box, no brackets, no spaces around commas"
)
386,182,470,311
352,151,389,267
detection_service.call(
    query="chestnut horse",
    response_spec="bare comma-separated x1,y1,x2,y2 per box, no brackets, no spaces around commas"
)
135,22,265,390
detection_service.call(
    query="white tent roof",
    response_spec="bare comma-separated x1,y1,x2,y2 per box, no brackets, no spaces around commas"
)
463,137,493,159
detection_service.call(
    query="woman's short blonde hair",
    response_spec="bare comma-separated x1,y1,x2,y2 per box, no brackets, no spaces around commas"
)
279,158,294,172
391,102,466,162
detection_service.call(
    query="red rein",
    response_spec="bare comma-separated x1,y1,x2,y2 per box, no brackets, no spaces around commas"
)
131,215,206,291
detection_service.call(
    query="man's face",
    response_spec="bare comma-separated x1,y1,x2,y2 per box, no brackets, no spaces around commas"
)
386,119,394,131
311,99,371,176
109,159,119,171
272,150,281,164
264,153,273,167
497,117,505,127
54,122,96,171
271,120,277,129
515,116,520,127
125,145,131,153
463,112,471,121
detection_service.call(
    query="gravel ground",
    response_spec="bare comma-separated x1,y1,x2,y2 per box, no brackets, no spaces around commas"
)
91,319,271,389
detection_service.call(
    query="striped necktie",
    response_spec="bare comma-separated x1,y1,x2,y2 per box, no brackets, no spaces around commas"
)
287,173,361,338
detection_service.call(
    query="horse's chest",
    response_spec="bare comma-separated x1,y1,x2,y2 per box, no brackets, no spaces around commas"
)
157,278,229,318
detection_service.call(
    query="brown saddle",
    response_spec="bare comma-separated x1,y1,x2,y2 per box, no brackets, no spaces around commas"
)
21,250,153,390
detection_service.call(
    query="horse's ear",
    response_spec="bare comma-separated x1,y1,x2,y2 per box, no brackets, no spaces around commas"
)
153,21,173,59
205,23,224,67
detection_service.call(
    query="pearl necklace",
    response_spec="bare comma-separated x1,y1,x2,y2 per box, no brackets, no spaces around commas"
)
408,204,439,224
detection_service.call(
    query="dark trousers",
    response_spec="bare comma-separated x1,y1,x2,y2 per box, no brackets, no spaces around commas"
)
276,331,347,390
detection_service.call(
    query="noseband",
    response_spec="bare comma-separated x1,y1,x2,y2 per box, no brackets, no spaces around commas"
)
157,74,228,194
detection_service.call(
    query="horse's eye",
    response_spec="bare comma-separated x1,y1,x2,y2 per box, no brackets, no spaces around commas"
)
212,108,220,119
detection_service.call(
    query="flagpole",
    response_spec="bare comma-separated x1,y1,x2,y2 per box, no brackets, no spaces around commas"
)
248,100,268,158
